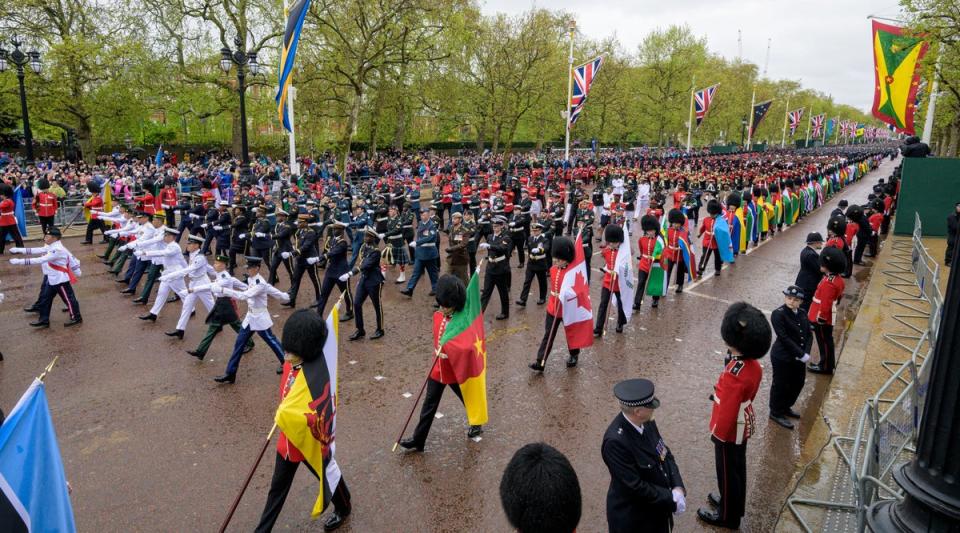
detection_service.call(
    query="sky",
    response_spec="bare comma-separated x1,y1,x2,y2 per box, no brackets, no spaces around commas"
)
480,0,905,113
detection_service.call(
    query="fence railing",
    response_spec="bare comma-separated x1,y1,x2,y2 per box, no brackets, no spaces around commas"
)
786,211,943,533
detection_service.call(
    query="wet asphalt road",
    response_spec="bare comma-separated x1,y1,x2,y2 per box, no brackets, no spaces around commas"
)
0,158,895,532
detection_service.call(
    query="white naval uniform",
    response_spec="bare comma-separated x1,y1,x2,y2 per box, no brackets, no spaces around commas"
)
144,240,189,315
164,250,217,330
221,273,290,331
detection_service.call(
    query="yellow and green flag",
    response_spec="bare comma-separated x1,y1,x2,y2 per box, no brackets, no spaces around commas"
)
871,20,929,135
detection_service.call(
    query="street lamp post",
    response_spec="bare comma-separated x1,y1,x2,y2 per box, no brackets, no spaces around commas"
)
0,37,42,165
740,116,748,148
219,35,259,183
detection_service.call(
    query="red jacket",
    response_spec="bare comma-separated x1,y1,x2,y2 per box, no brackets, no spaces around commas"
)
276,362,305,462
431,312,458,384
160,186,178,208
33,192,58,217
699,216,717,250
826,236,845,250
663,227,686,262
844,222,858,247
883,196,893,215
636,235,658,273
136,193,157,214
601,246,619,292
84,195,103,213
868,213,883,233
709,357,762,444
808,274,844,325
0,198,15,226
546,265,564,317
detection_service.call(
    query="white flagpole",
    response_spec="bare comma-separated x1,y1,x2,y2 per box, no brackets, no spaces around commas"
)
563,20,576,163
822,116,828,144
686,75,696,153
780,96,790,148
283,0,299,176
920,47,941,145
746,86,757,149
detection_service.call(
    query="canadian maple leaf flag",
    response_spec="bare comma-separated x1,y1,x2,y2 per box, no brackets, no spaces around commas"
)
560,232,594,349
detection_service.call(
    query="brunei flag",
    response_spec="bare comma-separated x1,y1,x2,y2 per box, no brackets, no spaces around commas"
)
276,0,311,132
871,21,928,135
274,304,343,518
437,271,488,425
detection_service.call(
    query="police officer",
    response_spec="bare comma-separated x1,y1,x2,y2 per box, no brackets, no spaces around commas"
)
794,232,824,314
602,378,685,533
479,216,512,320
697,302,772,530
769,285,813,430
515,222,549,306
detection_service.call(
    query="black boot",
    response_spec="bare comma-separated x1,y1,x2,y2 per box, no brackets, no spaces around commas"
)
323,511,350,532
213,374,236,384
398,438,424,452
467,425,483,438
164,329,184,339
63,317,83,328
566,353,579,367
697,508,739,529
29,320,50,328
187,350,205,361
348,330,365,341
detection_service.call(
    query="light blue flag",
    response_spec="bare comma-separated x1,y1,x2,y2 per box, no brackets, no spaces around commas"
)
12,185,27,239
714,216,734,263
0,379,76,532
155,145,163,167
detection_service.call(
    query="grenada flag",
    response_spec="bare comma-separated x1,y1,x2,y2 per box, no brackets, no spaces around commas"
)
436,270,488,425
871,21,928,135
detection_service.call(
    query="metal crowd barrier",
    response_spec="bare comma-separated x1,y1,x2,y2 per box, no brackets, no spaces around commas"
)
785,211,943,533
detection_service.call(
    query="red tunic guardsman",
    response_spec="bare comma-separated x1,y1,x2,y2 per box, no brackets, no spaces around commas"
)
594,225,626,338
136,190,157,215
807,246,846,375
530,236,581,371
663,209,688,293
698,199,722,276
632,215,661,309
33,180,59,234
697,303,771,530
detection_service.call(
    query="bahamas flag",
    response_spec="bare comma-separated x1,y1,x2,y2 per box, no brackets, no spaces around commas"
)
714,215,734,263
276,0,311,132
275,303,342,518
436,271,488,425
872,21,928,134
646,236,669,296
0,379,76,532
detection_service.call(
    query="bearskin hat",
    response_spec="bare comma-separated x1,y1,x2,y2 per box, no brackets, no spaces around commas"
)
827,215,847,236
845,204,864,222
604,224,624,244
720,302,772,359
667,208,685,225
435,274,467,311
38,178,50,190
872,199,884,212
706,199,722,216
0,183,12,199
86,181,101,194
741,191,753,204
725,191,742,209
640,215,659,232
281,309,328,363
820,245,847,275
769,183,780,194
552,236,575,262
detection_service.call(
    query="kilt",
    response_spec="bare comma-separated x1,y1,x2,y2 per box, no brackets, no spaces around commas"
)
386,241,410,265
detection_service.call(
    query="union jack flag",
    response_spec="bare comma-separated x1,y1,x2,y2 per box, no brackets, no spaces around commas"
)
810,114,825,137
788,108,804,136
694,84,719,127
568,56,604,129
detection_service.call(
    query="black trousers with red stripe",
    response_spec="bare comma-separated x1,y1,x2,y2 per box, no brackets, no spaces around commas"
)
712,436,747,525
813,322,836,372
536,312,580,365
38,279,80,323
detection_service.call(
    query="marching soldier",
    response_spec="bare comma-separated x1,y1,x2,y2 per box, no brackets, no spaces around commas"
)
137,227,189,322
515,222,549,307
400,209,440,298
229,205,250,275
185,255,255,361
344,227,385,341
664,209,689,294
697,302,771,530
479,216,512,320
0,184,24,253
314,222,355,320
444,211,471,283
507,207,527,268
267,209,295,285
384,205,409,283
162,234,216,339
463,209,480,274
698,199,723,277
33,178,59,235
594,224,627,337
128,211,168,304
768,285,813,430
248,207,274,263
529,236,581,371
8,226,83,328
574,201,595,282
214,256,290,384
81,181,107,245
602,378,685,533
212,201,233,258
283,214,322,308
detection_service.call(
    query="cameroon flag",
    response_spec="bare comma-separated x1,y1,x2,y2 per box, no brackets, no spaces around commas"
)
275,305,343,518
871,21,929,135
438,271,488,426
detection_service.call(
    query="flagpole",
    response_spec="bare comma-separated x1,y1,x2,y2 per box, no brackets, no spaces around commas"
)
746,86,756,150
219,423,278,533
283,0,299,177
563,20,576,163
686,75,696,153
780,96,790,148
805,109,812,147
822,115,828,144
920,46,941,145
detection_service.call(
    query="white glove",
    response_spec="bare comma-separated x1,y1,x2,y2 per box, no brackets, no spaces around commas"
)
672,488,686,514
800,353,811,363
509,222,516,227
255,232,266,238
410,241,418,248
10,258,25,265
0,292,5,304
211,285,224,296
306,256,319,265
338,272,350,282
119,244,129,251
238,233,247,239
201,223,208,229
281,252,292,260
213,225,223,231
378,233,385,239
479,243,490,250
9,247,25,254
189,213,200,219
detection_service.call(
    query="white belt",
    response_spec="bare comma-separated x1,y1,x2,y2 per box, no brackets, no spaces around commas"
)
419,243,435,247
249,306,268,315
530,254,546,260
489,256,505,263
